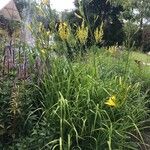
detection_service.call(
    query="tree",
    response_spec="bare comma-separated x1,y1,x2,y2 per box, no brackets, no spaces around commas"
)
114,0,150,28
65,0,125,46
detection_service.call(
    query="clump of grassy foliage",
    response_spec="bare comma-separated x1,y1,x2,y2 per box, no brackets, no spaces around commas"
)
24,51,150,150
2,49,149,149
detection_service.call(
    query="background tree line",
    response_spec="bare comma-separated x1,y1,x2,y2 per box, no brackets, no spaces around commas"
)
62,0,150,52
12,0,150,52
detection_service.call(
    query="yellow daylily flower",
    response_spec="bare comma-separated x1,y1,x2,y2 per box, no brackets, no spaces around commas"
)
105,95,117,107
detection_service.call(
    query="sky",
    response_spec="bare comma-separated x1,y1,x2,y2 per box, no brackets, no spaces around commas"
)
0,0,11,10
0,0,75,12
50,0,75,11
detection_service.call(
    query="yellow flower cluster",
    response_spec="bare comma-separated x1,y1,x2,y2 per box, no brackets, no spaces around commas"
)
105,95,117,107
41,49,46,54
42,0,49,5
0,28,6,35
58,22,70,41
10,85,21,115
46,31,51,36
38,22,52,38
76,22,88,44
94,24,103,43
108,46,117,55
38,22,44,33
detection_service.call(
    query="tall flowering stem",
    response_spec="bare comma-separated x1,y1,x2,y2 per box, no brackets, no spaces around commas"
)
76,21,88,45
94,23,103,43
58,22,70,41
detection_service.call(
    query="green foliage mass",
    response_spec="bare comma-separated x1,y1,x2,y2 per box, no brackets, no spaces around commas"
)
0,47,150,149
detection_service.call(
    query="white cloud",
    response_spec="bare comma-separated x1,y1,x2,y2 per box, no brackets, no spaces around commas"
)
0,0,11,10
50,0,75,11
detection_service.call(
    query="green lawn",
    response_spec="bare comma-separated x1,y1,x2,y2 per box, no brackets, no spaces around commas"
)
130,51,150,63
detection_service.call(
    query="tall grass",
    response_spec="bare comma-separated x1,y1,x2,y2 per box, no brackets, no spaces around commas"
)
1,39,149,149
14,50,149,149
